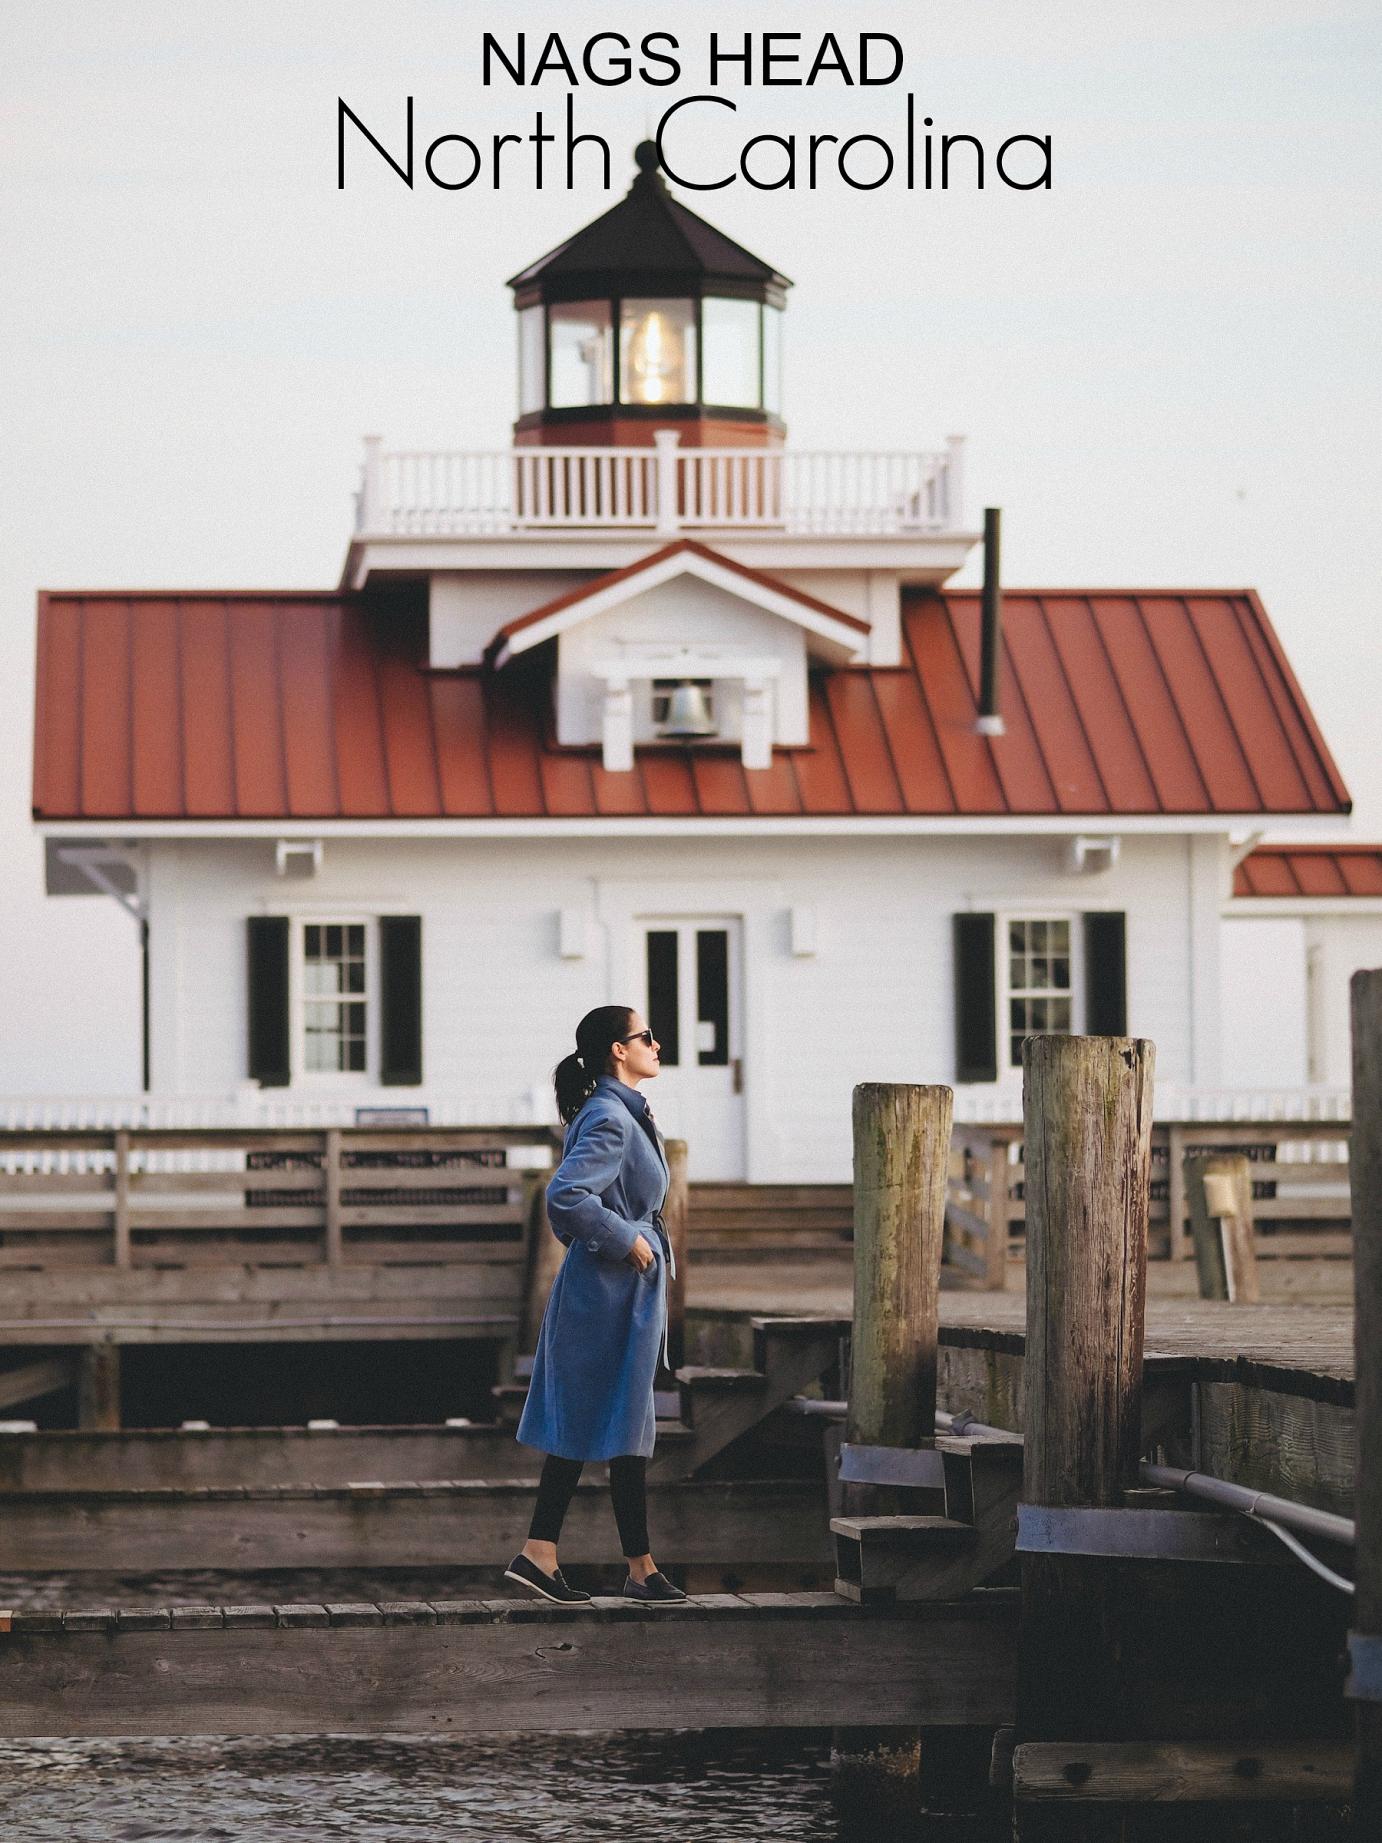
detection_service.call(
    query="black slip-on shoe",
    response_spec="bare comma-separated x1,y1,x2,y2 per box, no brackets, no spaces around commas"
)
622,1569,687,1604
503,1553,592,1604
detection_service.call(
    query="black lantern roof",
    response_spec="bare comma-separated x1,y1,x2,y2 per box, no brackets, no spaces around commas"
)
508,143,791,307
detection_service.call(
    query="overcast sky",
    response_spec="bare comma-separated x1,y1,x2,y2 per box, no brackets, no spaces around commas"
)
2,1,1378,1093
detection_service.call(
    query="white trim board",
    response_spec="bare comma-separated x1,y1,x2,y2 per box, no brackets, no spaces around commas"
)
1225,898,1382,917
36,815,1347,843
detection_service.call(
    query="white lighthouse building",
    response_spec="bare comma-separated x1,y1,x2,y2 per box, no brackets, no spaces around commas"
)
32,147,1353,1180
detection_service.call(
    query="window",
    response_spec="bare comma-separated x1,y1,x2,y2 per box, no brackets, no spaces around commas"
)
701,297,761,408
1005,917,1073,1067
620,298,696,405
763,303,784,416
549,301,613,408
517,304,545,415
299,920,371,1077
651,678,715,729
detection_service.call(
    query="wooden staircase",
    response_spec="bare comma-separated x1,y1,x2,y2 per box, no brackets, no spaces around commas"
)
831,1432,1023,1602
687,1184,853,1257
493,1318,846,1483
653,1316,846,1481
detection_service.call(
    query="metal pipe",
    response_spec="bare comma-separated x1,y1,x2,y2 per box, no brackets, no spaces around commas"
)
977,507,1004,735
786,1406,1355,1557
1141,1463,1355,1549
783,1399,1017,1442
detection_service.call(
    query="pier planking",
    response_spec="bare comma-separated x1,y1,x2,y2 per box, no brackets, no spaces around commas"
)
0,1592,1019,1737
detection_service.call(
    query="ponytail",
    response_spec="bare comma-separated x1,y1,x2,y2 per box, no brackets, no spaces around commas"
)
553,1004,636,1125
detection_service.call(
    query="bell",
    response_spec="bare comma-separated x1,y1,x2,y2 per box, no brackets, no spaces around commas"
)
660,681,717,738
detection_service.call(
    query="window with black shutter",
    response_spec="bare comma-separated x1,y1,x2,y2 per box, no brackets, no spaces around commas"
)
379,915,423,1087
953,913,998,1083
1084,911,1128,1037
246,916,291,1087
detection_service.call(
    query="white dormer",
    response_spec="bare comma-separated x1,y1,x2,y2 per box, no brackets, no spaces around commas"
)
486,539,869,772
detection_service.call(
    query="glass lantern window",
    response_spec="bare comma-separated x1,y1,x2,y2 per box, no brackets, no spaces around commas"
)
619,298,696,406
549,301,613,408
763,304,784,416
701,298,762,408
517,305,545,416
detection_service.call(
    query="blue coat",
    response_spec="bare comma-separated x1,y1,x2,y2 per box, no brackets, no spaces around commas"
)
516,1076,675,1462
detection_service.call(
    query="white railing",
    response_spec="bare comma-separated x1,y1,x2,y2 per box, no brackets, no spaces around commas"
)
355,431,966,539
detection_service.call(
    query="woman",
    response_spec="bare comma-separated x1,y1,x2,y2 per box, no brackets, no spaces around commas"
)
505,1004,688,1606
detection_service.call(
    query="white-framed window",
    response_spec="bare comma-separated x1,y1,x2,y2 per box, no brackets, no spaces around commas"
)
1000,914,1078,1069
291,917,376,1083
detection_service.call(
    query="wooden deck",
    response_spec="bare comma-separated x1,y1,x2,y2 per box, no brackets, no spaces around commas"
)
0,1592,1018,1737
0,1476,830,1573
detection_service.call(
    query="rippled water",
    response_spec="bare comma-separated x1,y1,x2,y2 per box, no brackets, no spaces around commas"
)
0,1572,995,1841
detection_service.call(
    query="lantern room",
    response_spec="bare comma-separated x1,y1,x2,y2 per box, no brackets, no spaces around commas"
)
507,142,790,448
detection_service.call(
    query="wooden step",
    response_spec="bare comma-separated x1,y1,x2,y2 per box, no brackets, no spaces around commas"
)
830,1434,1024,1602
489,1380,686,1432
674,1366,766,1392
689,1184,853,1208
652,1318,842,1482
832,1515,977,1603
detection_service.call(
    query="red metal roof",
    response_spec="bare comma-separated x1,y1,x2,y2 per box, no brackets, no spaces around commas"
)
1234,846,1382,898
32,583,1350,823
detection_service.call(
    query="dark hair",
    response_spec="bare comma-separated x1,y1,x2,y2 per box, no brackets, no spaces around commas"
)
553,1004,637,1125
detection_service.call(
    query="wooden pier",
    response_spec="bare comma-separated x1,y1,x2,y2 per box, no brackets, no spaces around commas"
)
0,1593,1018,1738
0,1025,1376,1839
0,1476,831,1573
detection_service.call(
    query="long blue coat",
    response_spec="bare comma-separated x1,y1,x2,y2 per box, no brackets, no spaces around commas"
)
516,1075,674,1461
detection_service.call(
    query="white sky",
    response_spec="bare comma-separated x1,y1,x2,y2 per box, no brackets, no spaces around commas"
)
1,1,1379,1093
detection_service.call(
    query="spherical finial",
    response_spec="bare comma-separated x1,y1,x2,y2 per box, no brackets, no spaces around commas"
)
634,140,661,175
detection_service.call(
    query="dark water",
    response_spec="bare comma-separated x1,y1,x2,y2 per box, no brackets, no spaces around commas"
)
0,1571,995,1842
0,1728,943,1843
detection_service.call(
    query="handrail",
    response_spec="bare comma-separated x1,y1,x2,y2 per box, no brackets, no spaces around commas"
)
355,436,966,538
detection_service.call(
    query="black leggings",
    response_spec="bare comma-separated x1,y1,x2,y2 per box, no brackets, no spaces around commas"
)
527,1452,650,1557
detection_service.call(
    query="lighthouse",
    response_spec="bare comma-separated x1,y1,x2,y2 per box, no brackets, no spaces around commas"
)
30,145,1349,1180
508,141,790,450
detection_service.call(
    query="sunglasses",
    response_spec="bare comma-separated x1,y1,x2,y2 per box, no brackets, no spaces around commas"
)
617,1029,655,1048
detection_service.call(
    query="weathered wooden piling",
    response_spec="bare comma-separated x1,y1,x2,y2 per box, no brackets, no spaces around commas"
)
1350,969,1382,1834
1185,1152,1259,1303
77,1343,121,1431
834,1082,954,1807
663,1137,688,1373
846,1083,954,1454
1016,1036,1154,1758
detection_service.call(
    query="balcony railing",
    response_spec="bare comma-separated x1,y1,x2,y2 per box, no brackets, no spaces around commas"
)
354,431,966,540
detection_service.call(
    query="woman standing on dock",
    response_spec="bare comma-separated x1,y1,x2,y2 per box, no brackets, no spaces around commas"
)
506,1004,687,1606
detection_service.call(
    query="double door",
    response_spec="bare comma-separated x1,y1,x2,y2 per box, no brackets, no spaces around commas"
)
637,917,745,1181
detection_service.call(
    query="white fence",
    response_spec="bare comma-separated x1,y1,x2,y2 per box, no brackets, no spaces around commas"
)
355,433,965,540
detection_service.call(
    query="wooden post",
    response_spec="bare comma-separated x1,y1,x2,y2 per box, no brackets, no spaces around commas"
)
984,1132,1011,1291
1350,969,1382,1834
1185,1152,1259,1303
323,1130,343,1268
77,1342,121,1431
521,1183,564,1355
112,1130,131,1269
1167,1123,1188,1259
662,1138,688,1374
846,1083,954,1452
836,1084,953,1812
1017,1035,1154,1757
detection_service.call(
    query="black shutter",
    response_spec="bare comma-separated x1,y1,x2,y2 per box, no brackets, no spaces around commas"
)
247,916,291,1087
1084,911,1128,1036
954,913,998,1082
380,915,423,1086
